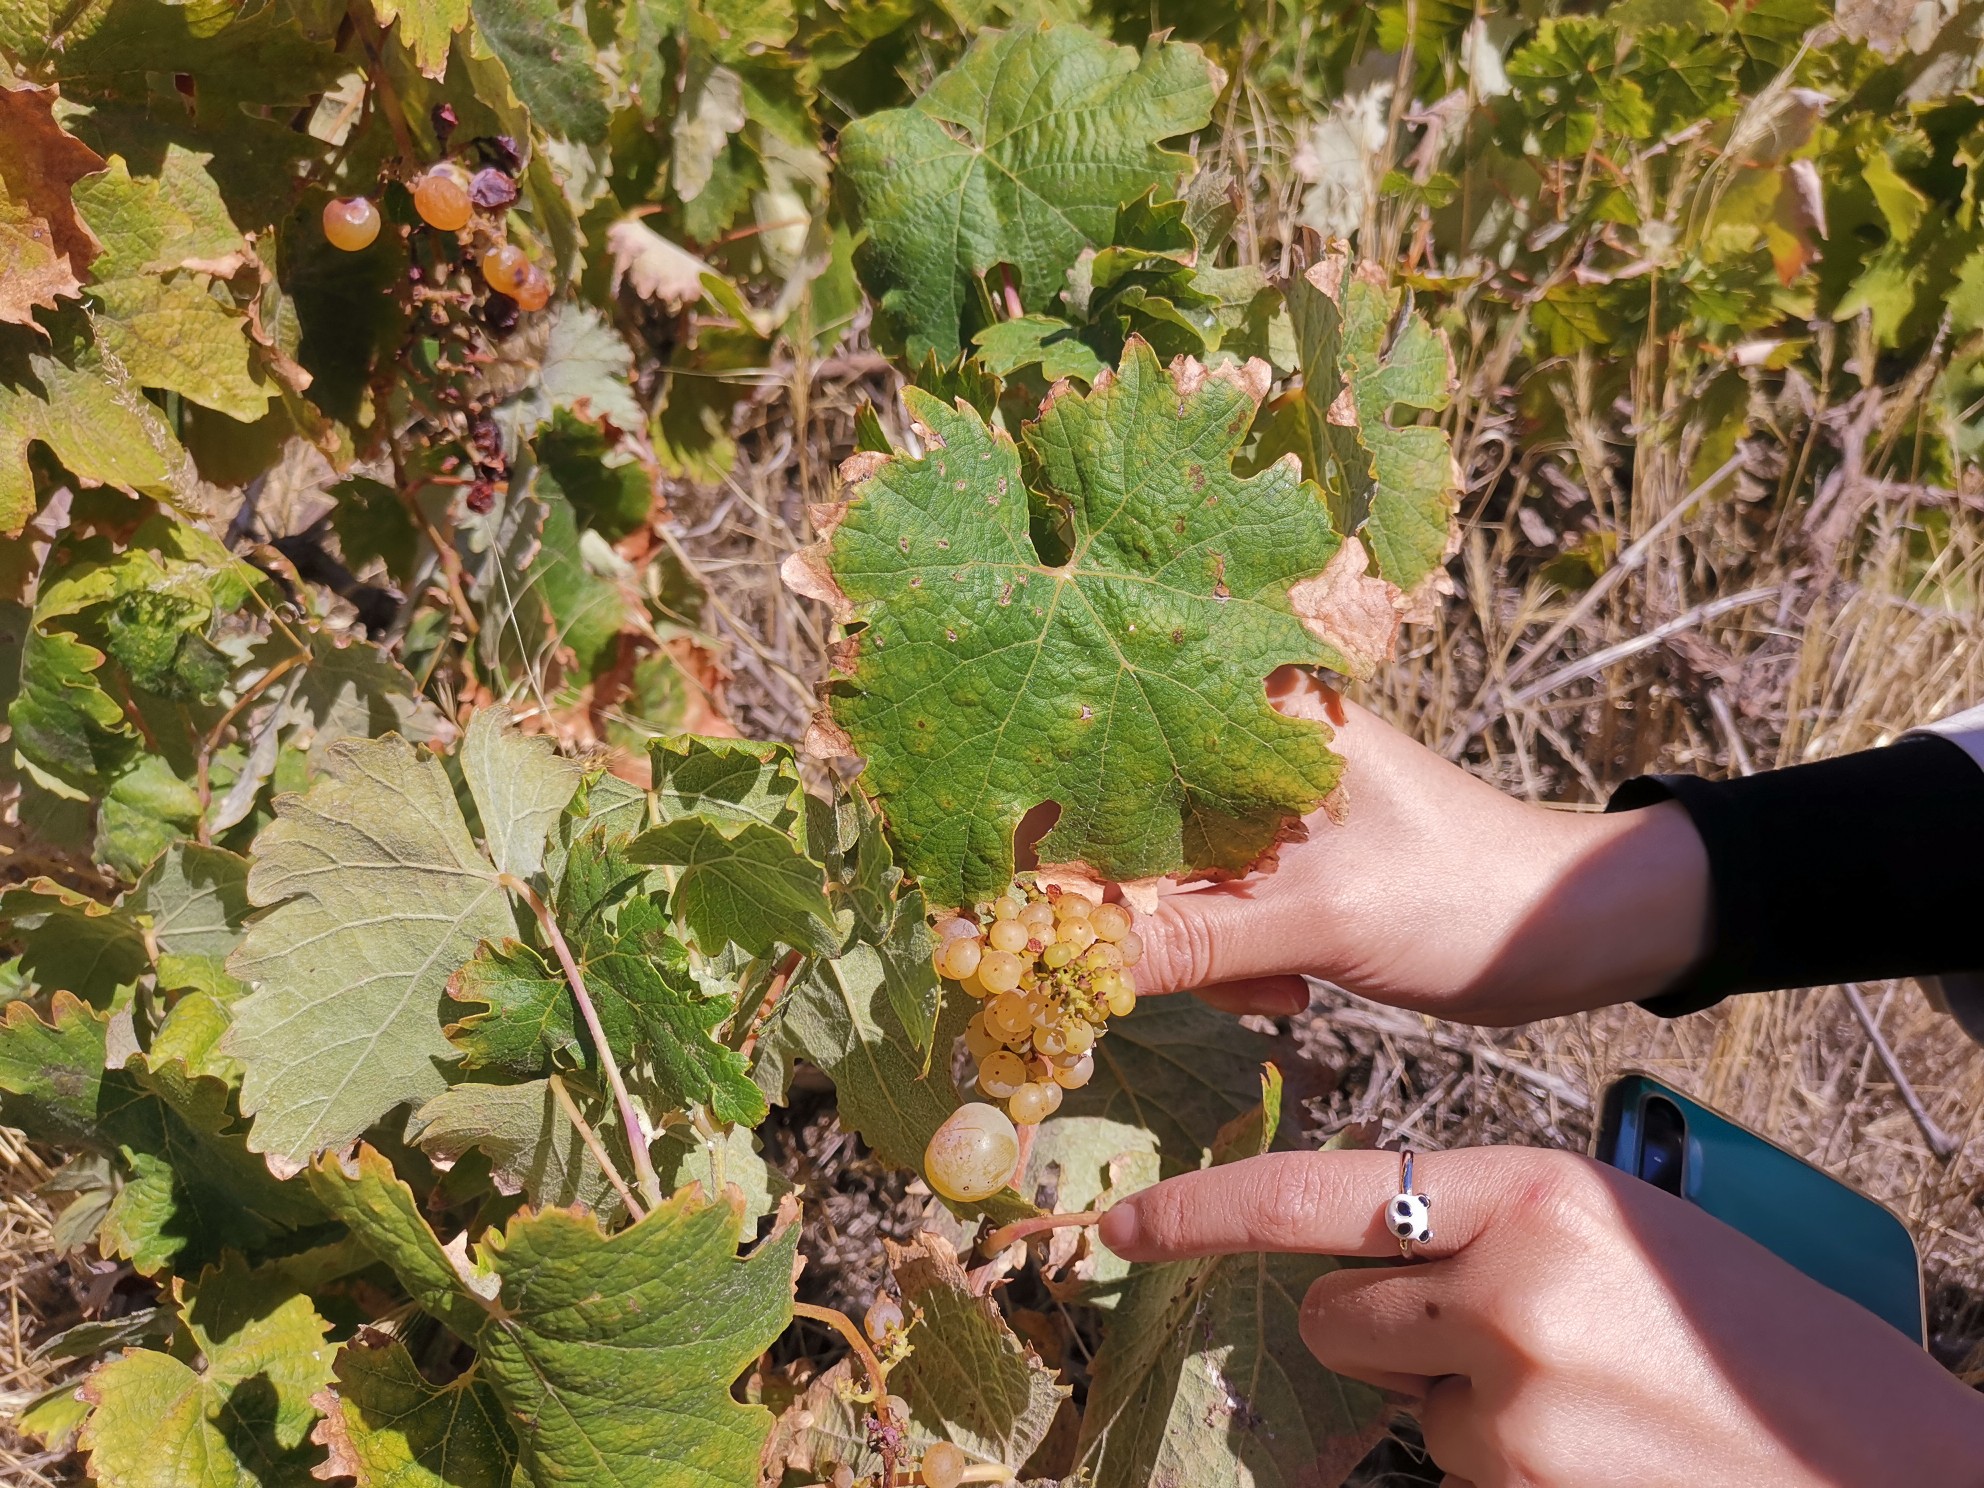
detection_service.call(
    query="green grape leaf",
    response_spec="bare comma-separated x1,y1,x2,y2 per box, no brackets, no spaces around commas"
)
460,704,585,880
1076,1068,1387,1487
6,620,137,791
373,0,470,79
71,154,271,422
126,841,253,994
407,1075,634,1218
224,733,517,1173
648,734,807,836
974,314,1111,385
97,752,204,880
0,876,147,1003
0,991,109,1145
790,341,1368,908
78,1254,337,1488
838,23,1218,359
285,628,453,771
312,1334,517,1488
446,830,767,1127
652,1121,790,1228
468,0,610,141
627,815,840,958
1256,241,1460,596
0,315,183,541
0,82,106,327
312,1146,799,1488
489,303,644,443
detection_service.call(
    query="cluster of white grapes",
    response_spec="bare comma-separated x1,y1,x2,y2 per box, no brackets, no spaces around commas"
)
924,885,1143,1204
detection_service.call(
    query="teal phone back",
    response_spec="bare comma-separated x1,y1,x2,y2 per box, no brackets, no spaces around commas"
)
1596,1075,1924,1341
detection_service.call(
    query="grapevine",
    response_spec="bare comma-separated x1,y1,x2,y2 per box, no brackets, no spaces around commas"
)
30,0,1949,1479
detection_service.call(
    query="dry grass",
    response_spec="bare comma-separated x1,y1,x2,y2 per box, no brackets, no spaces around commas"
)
0,1130,86,1486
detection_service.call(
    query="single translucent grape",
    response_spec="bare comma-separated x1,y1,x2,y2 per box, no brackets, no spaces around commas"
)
936,915,978,942
1053,1051,1095,1089
1106,979,1137,1018
1055,892,1095,921
1030,998,1060,1030
964,1015,1001,1061
1037,1023,1068,1058
978,948,1023,993
920,1441,968,1488
1019,900,1055,931
883,1394,911,1426
1085,942,1124,970
978,1049,1025,1098
830,1466,854,1488
1060,1018,1094,1056
925,1101,1020,1202
1118,929,1143,966
1041,941,1075,969
481,242,529,297
513,265,551,311
987,992,1031,1039
987,919,1029,954
1025,1054,1054,1084
940,935,984,981
1031,922,1058,947
1090,903,1132,942
864,1294,904,1342
1058,918,1098,953
992,894,1025,921
1008,1081,1054,1125
1039,1079,1064,1114
958,968,990,1000
412,165,472,230
322,196,381,251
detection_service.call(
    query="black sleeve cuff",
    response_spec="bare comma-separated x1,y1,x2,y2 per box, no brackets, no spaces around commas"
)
1607,733,1984,1019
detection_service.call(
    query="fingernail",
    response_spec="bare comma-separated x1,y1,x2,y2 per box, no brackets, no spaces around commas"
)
1097,1202,1139,1255
1276,984,1310,1016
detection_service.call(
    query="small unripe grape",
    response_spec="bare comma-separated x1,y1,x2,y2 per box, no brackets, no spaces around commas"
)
1060,1018,1094,1056
924,1101,1019,1202
977,1049,1025,1099
1055,892,1095,921
936,915,978,942
513,264,551,311
1019,900,1055,932
921,1441,968,1488
992,894,1025,921
830,1466,854,1488
882,1394,911,1425
1090,903,1132,942
940,935,984,981
864,1294,904,1341
987,919,1029,954
986,993,1031,1040
1041,941,1075,969
1106,979,1137,1018
964,1015,1001,1061
481,241,530,297
978,948,1023,993
412,164,473,230
1009,1081,1054,1125
1054,1051,1095,1089
1118,929,1143,966
1059,918,1097,953
322,196,381,250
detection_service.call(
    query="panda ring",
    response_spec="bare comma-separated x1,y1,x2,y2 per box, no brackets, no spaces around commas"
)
1386,1149,1432,1257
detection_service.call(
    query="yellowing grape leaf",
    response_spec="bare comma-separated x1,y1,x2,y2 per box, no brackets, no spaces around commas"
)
78,1254,336,1488
312,1333,516,1488
460,704,585,880
126,841,253,994
838,23,1218,359
1255,240,1460,596
407,1075,633,1218
224,729,539,1173
372,0,470,79
0,83,105,327
790,339,1368,909
1076,1068,1387,1487
311,1145,800,1488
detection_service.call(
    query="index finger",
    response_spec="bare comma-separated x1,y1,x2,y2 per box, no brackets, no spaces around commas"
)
1098,1148,1504,1262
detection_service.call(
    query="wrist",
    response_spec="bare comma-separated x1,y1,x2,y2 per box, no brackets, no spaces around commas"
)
1464,802,1710,1021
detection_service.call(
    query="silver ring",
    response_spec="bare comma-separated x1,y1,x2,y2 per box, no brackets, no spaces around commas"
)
1385,1148,1432,1257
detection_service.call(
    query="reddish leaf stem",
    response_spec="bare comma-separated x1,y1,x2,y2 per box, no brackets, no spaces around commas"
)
504,874,664,1207
981,1210,1101,1255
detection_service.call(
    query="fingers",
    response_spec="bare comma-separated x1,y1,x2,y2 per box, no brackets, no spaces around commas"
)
1190,976,1311,1016
1418,1376,1497,1487
1097,1148,1502,1263
1299,1264,1497,1390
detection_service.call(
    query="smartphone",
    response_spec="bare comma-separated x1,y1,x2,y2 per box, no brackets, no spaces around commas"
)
1594,1074,1924,1341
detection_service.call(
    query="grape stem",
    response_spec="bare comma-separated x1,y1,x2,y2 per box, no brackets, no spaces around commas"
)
981,1210,1101,1255
195,646,306,839
503,874,664,1208
546,1073,645,1220
792,1301,901,1483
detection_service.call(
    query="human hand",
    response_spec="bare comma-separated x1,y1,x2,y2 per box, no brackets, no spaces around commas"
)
1141,671,1712,1023
1099,1145,1984,1488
